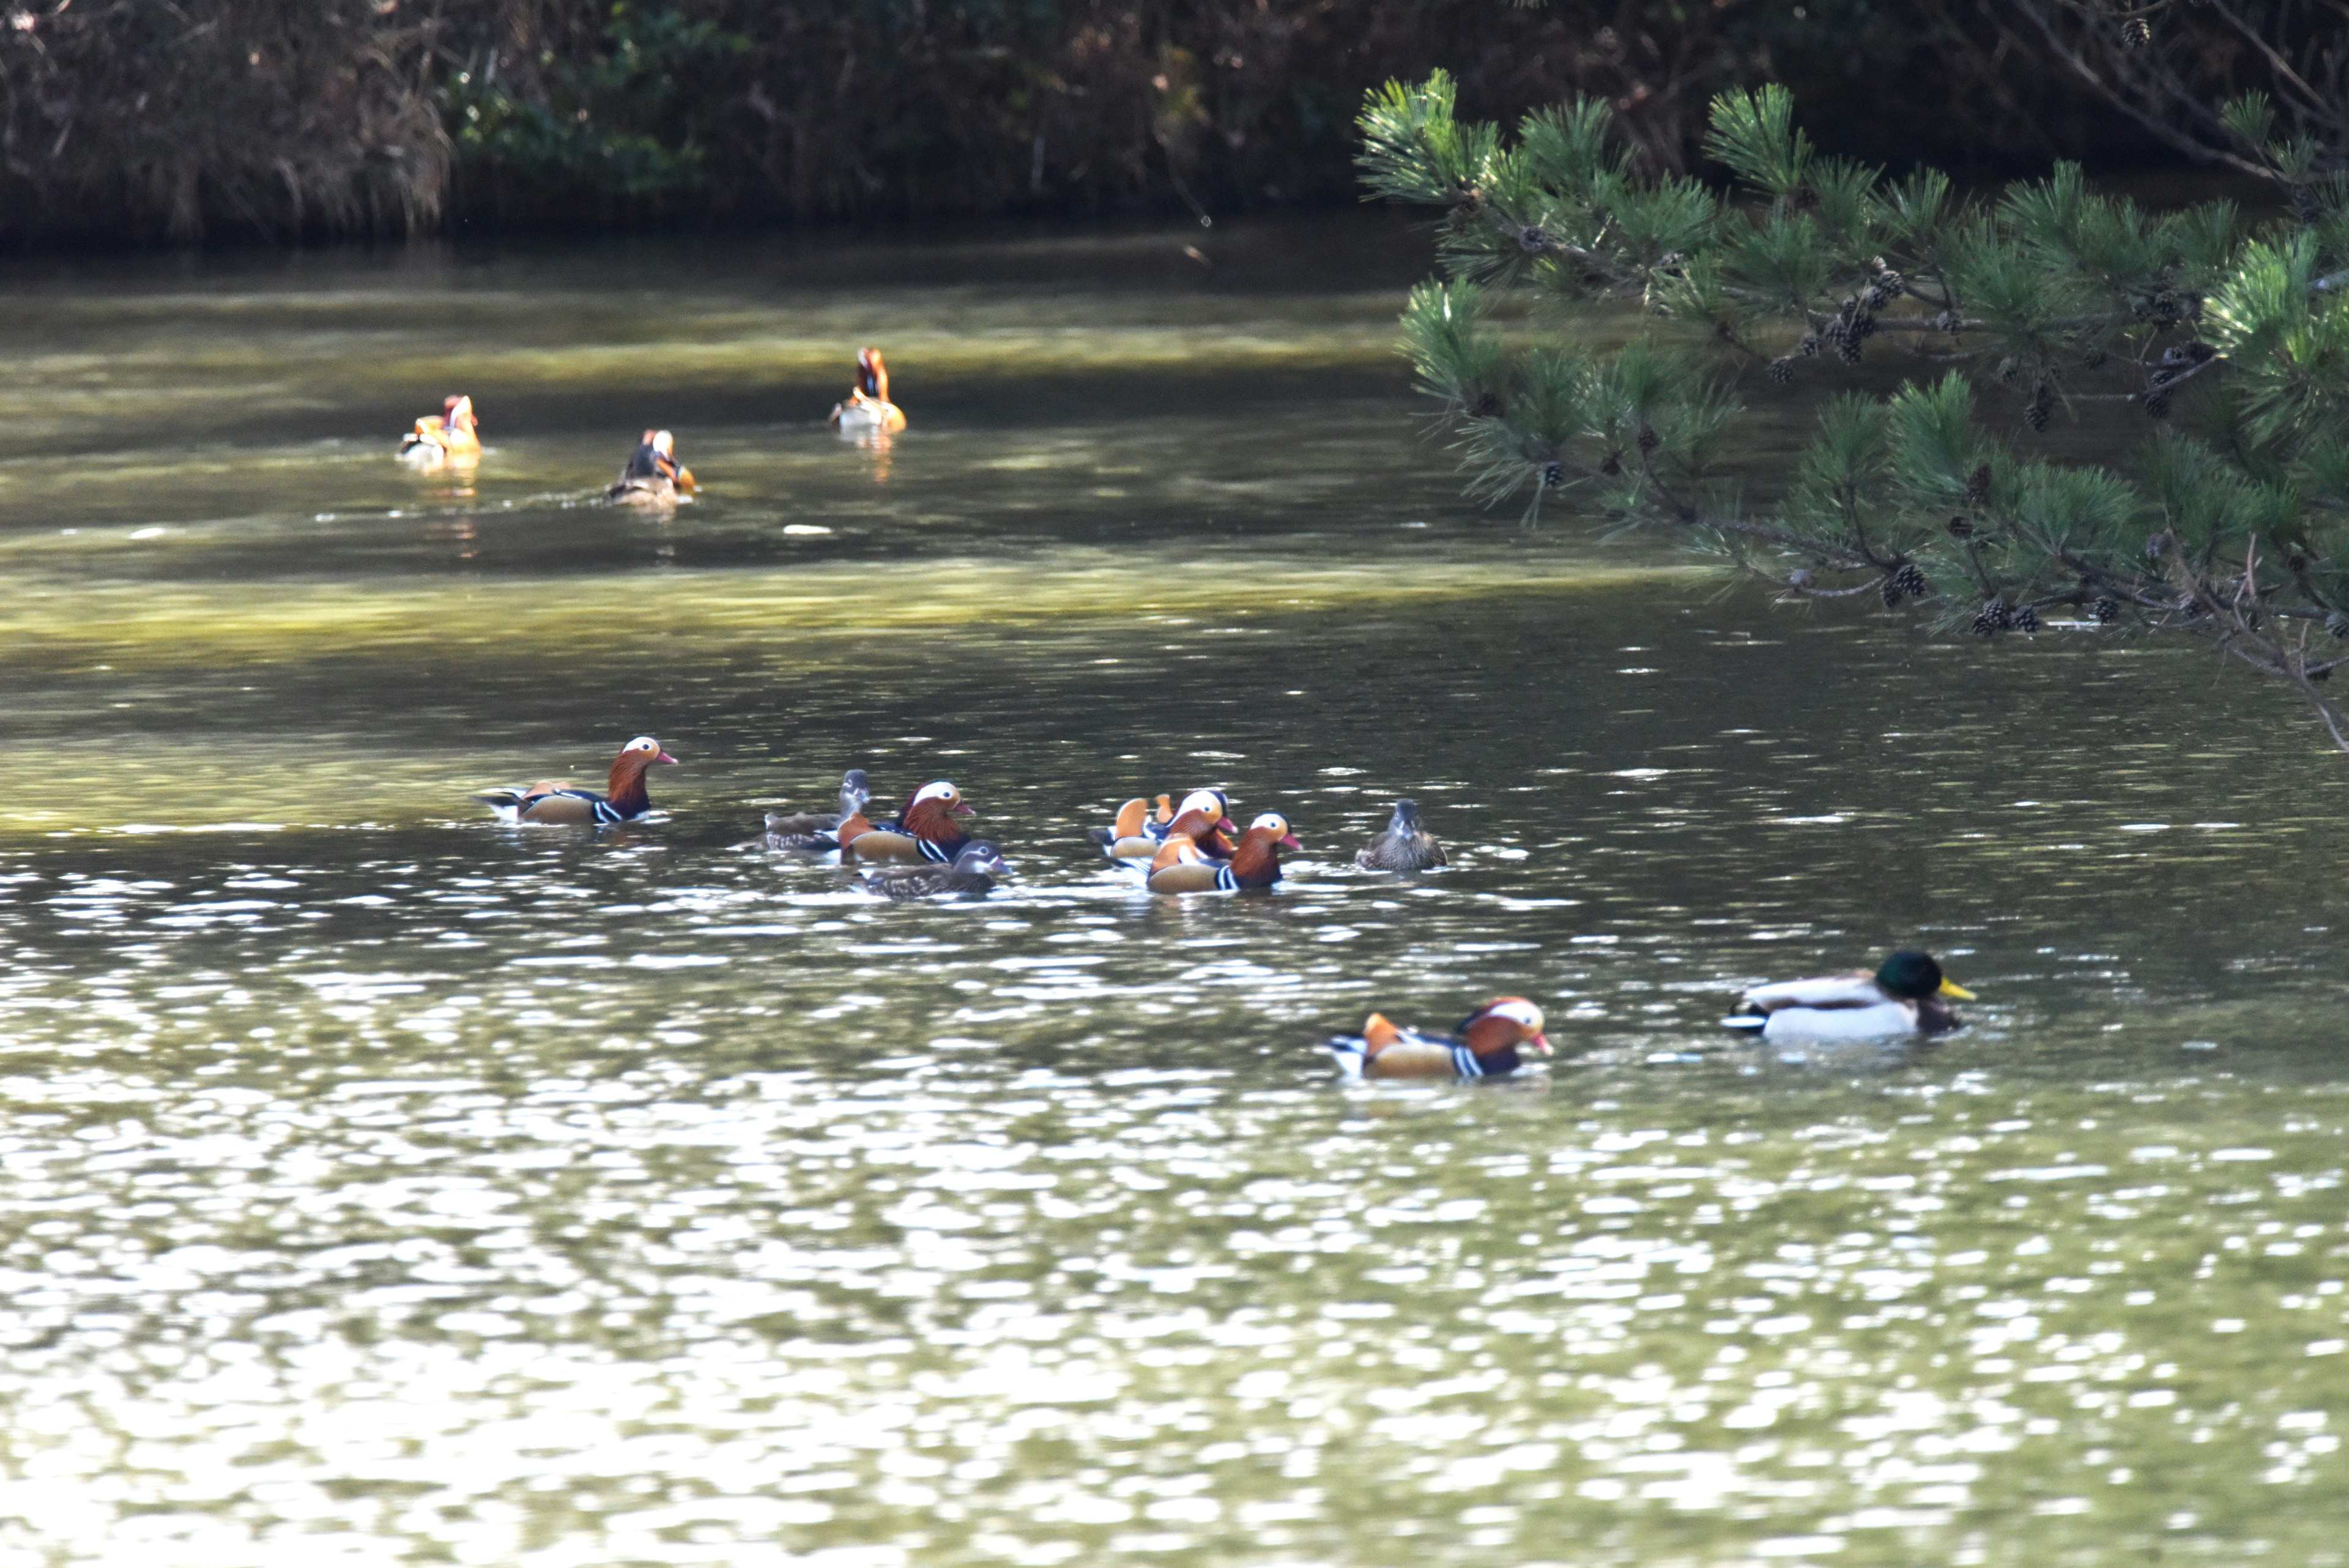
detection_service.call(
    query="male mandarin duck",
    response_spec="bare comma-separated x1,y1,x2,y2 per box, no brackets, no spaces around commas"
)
857,841,1011,900
829,347,908,437
1327,998,1551,1080
1089,793,1176,860
606,429,696,505
1722,950,1975,1041
1356,798,1447,871
473,735,676,825
398,395,481,467
762,770,874,850
1145,811,1297,893
1096,789,1236,863
843,779,974,863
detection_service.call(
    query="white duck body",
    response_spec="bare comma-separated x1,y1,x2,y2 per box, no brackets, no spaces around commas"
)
1726,974,1925,1041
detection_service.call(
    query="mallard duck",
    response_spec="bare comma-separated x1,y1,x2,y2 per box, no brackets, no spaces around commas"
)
474,735,675,825
1327,998,1551,1080
761,770,874,849
606,429,696,505
398,395,481,468
857,841,1010,899
843,779,974,863
1722,950,1975,1041
1356,798,1447,871
1145,812,1297,893
829,347,908,437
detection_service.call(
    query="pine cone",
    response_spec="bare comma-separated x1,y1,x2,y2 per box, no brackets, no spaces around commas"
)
1881,577,1904,608
1948,516,1975,539
2328,612,2349,640
1636,425,1660,453
1964,464,1992,508
1860,281,1892,311
2122,18,2151,48
2082,346,2109,370
2011,604,2041,634
1855,314,1879,340
1519,225,1549,253
1471,390,1504,418
1768,357,1795,385
1996,357,2021,384
2293,187,2322,225
2093,597,2120,623
1788,568,1815,590
1934,310,1958,334
2024,387,2052,433
1798,332,1822,358
2144,390,2171,420
1542,461,1566,489
1837,335,1864,365
1598,451,1622,476
1972,598,2009,637
1893,562,1928,598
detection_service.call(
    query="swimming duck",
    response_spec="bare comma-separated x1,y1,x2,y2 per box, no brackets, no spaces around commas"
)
1145,812,1297,893
398,395,481,467
606,429,696,505
1097,789,1237,863
1088,794,1175,859
762,770,874,849
843,779,974,863
473,735,675,825
829,347,908,437
1722,950,1974,1041
1327,998,1551,1080
1356,798,1447,871
857,841,1011,900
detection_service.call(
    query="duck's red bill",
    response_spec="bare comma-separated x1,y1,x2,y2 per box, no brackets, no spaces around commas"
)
1529,1033,1554,1056
1280,833,1302,849
952,801,975,816
657,751,680,764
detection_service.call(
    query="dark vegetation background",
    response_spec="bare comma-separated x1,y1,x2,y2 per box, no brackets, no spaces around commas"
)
2,0,2342,247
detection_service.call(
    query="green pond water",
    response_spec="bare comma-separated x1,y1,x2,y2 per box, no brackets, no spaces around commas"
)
5,214,2349,1567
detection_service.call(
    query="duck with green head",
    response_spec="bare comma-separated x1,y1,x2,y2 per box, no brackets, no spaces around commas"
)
1723,950,1974,1041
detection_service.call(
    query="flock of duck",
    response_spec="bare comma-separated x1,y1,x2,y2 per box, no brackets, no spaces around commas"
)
406,347,1976,1080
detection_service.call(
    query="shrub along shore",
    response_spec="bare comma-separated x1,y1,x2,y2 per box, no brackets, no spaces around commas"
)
0,1,2337,247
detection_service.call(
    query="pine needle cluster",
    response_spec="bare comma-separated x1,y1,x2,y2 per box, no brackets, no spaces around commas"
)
1359,69,2349,748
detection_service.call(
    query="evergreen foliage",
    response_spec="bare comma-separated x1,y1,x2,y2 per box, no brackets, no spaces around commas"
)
1358,65,2349,749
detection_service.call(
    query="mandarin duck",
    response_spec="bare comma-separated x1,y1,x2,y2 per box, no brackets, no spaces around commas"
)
606,429,697,505
829,347,908,437
857,841,1010,899
1327,998,1551,1080
1144,812,1297,893
474,735,676,825
761,770,874,850
399,395,481,468
1722,950,1974,1041
1096,789,1235,863
843,779,974,863
1356,798,1447,871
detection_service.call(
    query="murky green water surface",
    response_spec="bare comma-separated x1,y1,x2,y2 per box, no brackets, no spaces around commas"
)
5,216,2349,1567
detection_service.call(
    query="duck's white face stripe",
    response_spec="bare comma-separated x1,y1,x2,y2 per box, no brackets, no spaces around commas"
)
653,431,674,455
1249,812,1288,834
1487,1000,1545,1031
625,736,659,753
1178,789,1222,817
912,781,957,805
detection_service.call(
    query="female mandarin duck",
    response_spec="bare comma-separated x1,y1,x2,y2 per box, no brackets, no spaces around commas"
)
399,395,481,468
607,429,696,505
858,841,1011,899
762,770,874,850
1328,998,1551,1080
829,347,908,437
844,779,974,863
1145,812,1297,893
1722,950,1974,1041
473,735,677,825
1356,798,1447,871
